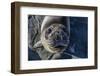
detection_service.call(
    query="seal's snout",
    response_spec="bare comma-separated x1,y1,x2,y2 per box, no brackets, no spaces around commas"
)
55,32,61,41
53,30,66,41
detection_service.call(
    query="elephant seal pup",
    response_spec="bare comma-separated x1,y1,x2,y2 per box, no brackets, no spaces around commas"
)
33,16,70,54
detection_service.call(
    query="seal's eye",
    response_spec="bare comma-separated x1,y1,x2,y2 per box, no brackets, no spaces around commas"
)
47,28,52,34
45,28,52,39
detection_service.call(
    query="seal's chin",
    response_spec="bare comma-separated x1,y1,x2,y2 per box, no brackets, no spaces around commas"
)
48,38,68,46
49,45,66,53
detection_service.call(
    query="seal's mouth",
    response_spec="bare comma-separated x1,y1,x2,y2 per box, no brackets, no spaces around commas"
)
54,45,65,49
48,40,68,48
49,44,67,53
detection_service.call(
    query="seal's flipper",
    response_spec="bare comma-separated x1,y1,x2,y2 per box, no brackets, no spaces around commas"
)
33,40,43,49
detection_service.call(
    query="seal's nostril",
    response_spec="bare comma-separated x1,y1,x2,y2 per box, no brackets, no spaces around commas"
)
56,35,60,40
63,36,66,40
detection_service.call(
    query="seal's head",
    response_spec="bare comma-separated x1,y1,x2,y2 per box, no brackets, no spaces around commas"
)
33,16,70,53
41,23,70,53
